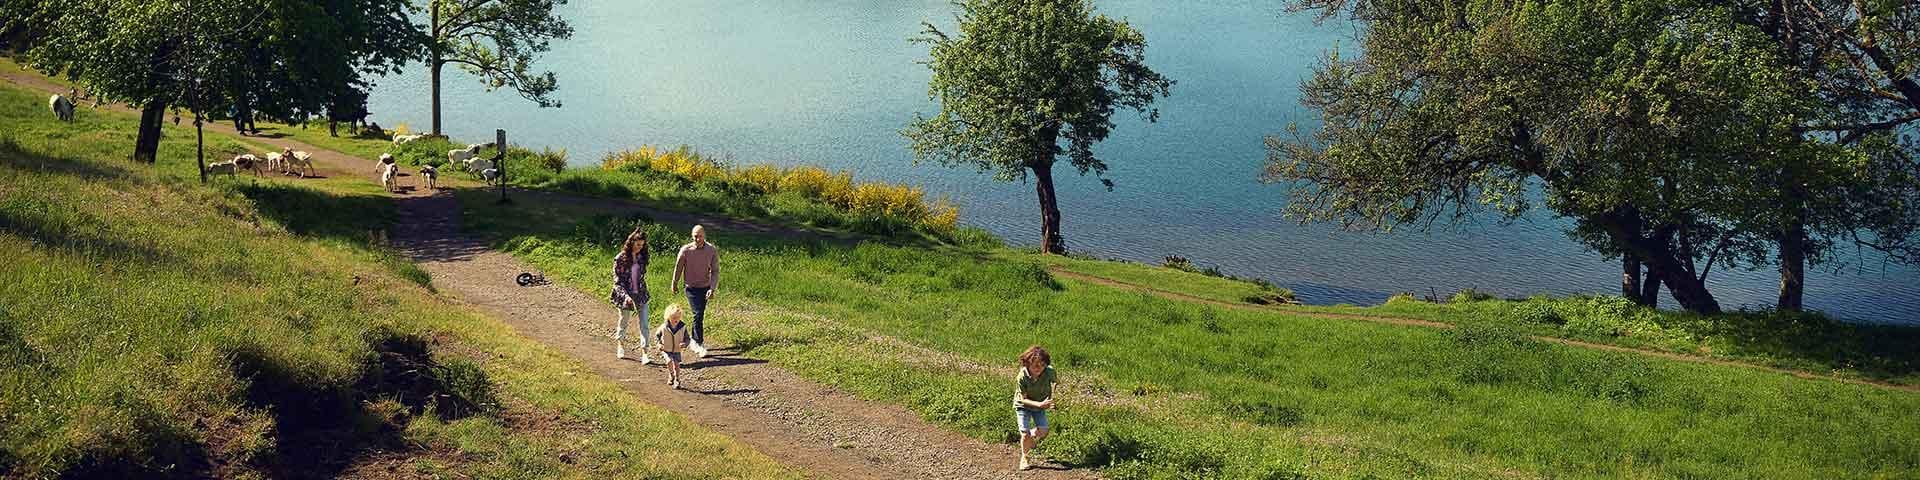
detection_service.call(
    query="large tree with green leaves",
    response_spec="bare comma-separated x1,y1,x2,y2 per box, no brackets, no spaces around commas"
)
905,0,1173,254
425,0,573,136
1740,0,1920,311
2,0,419,163
1268,0,1896,314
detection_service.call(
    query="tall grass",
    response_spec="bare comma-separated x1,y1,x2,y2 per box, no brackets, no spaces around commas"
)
465,194,1920,479
0,83,796,479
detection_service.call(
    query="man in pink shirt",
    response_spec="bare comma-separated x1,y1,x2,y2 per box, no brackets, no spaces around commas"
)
672,225,720,356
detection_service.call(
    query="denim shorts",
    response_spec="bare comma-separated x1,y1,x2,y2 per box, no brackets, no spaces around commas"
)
663,351,682,363
1016,408,1049,434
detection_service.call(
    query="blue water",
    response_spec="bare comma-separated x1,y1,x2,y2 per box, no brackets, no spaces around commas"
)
366,1,1919,324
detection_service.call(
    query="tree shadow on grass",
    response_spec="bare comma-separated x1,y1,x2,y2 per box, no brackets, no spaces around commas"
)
0,193,181,266
225,330,498,479
0,137,137,182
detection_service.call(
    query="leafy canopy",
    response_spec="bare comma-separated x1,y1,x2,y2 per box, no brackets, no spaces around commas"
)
904,0,1173,186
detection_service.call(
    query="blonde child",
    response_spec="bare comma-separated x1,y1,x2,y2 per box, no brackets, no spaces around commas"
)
1013,345,1056,470
654,304,693,389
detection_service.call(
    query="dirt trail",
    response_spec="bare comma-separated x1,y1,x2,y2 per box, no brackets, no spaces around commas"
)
6,70,1094,478
393,191,1091,479
1049,268,1920,393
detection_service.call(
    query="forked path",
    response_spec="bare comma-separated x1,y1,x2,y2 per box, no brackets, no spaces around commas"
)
388,191,1091,478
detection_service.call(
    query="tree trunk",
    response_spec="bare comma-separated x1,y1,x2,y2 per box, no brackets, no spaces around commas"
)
195,113,206,184
1598,216,1721,314
134,100,167,163
1622,256,1641,299
1778,222,1807,311
1640,263,1661,309
430,0,444,136
1031,161,1066,255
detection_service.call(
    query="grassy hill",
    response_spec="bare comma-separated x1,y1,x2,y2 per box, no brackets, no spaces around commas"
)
8,61,1918,478
0,82,794,478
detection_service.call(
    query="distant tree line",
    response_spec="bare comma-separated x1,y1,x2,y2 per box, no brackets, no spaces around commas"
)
0,0,570,162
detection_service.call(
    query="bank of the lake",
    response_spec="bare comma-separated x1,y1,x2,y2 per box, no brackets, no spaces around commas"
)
363,1,1920,324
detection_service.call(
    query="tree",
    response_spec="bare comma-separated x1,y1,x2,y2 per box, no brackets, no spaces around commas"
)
426,0,573,136
1268,0,1847,314
904,0,1173,254
2,0,420,163
1741,0,1920,311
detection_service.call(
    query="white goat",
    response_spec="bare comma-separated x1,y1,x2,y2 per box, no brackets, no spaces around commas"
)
206,160,238,177
392,134,426,145
381,162,399,192
463,158,494,175
48,94,74,122
284,150,315,177
447,143,492,167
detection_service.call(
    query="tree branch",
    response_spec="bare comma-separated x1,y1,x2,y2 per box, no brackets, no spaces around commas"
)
1800,113,1920,143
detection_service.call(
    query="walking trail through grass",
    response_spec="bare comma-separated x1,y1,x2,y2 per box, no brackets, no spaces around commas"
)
4,73,1096,479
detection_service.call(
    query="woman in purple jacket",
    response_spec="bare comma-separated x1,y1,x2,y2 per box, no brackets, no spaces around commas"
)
611,228,654,363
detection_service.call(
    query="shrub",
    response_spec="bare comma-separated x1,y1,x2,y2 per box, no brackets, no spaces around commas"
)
1162,255,1197,272
734,164,783,194
1450,288,1495,303
390,136,459,167
1512,302,1564,325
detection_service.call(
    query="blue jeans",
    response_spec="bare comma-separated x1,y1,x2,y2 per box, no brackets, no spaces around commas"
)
685,287,710,343
1016,408,1049,434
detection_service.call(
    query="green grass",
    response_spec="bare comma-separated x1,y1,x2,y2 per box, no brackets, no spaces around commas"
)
1028,253,1281,304
1038,253,1920,387
0,82,795,479
461,189,1920,479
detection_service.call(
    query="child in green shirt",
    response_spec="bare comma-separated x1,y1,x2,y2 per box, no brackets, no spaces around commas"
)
1013,345,1056,471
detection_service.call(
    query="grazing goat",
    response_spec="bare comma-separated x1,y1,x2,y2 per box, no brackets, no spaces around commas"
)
392,134,425,145
232,154,262,175
480,167,501,184
277,149,314,177
447,143,493,167
206,160,238,177
264,152,286,174
463,157,494,175
48,94,75,122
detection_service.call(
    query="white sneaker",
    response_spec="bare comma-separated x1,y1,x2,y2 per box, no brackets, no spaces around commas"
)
639,351,653,365
689,341,709,358
615,344,626,359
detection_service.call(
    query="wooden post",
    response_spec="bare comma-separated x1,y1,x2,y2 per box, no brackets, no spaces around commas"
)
495,129,509,204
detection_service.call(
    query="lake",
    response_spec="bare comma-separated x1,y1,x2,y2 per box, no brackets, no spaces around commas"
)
366,0,1920,324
